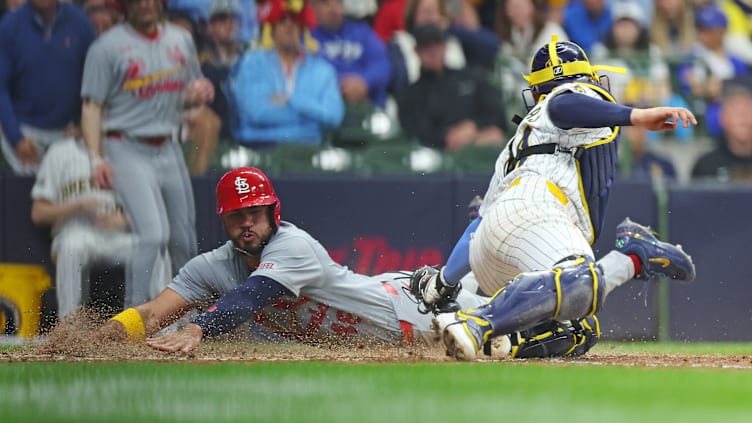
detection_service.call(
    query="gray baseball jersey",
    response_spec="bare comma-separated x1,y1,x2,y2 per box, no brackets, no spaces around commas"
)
31,138,134,317
79,22,201,308
169,222,487,344
470,82,616,294
81,22,202,136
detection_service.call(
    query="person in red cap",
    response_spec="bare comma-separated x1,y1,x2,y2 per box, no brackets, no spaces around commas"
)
227,0,344,146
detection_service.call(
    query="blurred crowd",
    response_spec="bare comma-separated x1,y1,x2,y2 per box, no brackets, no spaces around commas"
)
3,0,752,330
3,0,752,183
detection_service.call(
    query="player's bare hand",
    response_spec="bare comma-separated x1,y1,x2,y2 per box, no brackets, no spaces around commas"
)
146,323,203,353
339,75,369,104
631,107,697,131
446,120,479,151
91,158,113,189
186,78,215,106
271,93,288,105
95,210,129,231
15,138,40,166
79,197,104,218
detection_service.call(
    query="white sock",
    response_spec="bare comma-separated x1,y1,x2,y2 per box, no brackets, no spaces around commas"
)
597,251,637,297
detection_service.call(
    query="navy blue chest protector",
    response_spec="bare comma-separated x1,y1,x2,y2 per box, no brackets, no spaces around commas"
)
577,137,619,242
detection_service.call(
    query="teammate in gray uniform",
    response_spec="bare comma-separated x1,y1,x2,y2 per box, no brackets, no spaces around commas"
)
81,0,215,307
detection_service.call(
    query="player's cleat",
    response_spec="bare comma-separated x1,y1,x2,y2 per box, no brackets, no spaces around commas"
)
615,218,696,282
410,266,462,314
483,335,512,358
433,310,493,361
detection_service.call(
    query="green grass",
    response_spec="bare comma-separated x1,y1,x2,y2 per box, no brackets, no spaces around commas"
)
2,342,752,423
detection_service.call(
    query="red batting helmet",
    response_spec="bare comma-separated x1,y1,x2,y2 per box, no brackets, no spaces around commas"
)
216,167,282,226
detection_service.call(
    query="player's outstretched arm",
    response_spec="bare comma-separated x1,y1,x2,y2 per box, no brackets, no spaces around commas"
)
146,275,291,353
630,107,698,131
101,288,192,341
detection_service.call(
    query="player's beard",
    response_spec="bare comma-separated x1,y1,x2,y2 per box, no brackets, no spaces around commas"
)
232,229,272,257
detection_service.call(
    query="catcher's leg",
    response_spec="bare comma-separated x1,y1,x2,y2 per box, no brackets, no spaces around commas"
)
435,256,606,360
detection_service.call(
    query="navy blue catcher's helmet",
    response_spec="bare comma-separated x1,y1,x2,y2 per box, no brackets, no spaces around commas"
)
523,35,624,100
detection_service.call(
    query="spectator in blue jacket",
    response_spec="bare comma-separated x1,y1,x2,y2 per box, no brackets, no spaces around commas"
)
310,0,391,108
228,0,344,146
562,0,612,55
0,0,95,174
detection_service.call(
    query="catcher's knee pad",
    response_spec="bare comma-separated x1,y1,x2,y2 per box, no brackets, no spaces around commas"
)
508,315,601,359
553,256,606,321
478,256,605,337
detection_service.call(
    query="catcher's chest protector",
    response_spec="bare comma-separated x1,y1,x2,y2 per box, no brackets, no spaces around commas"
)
578,138,619,242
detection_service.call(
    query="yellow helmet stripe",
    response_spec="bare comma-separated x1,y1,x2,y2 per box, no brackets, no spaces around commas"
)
548,36,560,66
523,61,594,86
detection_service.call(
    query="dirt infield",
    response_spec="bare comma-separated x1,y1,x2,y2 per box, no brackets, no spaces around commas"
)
2,311,751,368
3,341,752,369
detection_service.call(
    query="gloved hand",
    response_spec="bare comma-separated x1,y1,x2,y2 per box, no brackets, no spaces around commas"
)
409,265,462,315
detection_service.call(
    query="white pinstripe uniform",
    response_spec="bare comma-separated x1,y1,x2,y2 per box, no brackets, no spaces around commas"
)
31,138,135,318
469,82,619,295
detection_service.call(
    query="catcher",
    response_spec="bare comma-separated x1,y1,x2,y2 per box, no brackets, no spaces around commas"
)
410,36,697,360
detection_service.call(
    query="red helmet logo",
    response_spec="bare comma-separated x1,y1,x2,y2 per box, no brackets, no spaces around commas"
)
216,167,281,226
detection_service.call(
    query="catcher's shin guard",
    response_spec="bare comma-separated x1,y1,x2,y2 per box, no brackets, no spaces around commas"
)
506,315,600,358
477,256,606,337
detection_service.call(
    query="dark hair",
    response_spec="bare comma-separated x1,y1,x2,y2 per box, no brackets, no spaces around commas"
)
403,0,449,33
494,0,548,44
604,25,651,52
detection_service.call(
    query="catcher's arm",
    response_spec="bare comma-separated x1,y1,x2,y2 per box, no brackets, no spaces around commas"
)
100,288,193,341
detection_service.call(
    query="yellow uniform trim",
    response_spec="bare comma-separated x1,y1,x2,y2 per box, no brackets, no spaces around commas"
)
575,160,594,245
568,82,620,245
588,262,599,316
456,310,493,349
109,308,146,341
546,180,569,205
121,67,184,91
552,269,562,320
582,314,601,337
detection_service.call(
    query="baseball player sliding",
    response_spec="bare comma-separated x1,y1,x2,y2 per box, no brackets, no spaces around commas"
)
93,168,595,357
80,0,214,308
31,137,134,319
410,36,697,360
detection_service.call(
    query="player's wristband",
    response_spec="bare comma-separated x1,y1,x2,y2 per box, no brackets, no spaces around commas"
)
90,156,106,169
109,308,146,341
